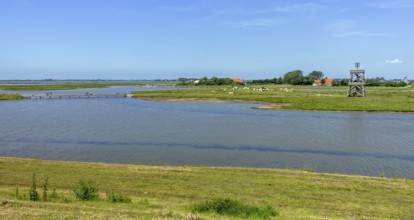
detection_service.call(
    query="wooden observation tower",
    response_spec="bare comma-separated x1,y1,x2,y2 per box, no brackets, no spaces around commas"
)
348,62,366,97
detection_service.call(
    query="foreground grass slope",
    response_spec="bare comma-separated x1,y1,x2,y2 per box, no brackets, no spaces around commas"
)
0,157,413,219
132,85,414,112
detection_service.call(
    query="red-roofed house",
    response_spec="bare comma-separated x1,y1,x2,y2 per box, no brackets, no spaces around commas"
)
232,78,245,84
313,78,333,86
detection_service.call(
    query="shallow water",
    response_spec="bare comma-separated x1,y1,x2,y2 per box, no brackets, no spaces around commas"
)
1,86,413,178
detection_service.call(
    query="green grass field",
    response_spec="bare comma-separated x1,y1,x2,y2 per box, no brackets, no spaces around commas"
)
1,157,413,219
132,85,414,112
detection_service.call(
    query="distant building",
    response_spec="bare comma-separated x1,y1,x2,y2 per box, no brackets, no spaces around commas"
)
313,78,333,86
403,77,409,84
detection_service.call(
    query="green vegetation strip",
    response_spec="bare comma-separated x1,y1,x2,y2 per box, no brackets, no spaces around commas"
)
132,85,414,112
0,81,146,91
0,157,413,219
0,94,25,100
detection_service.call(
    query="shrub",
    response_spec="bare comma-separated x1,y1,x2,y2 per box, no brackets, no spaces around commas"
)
190,198,278,219
73,179,99,201
107,192,131,203
29,174,39,201
50,188,58,199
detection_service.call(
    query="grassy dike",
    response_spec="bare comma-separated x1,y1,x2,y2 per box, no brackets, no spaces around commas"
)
0,94,25,100
0,83,120,91
0,157,413,219
132,85,414,112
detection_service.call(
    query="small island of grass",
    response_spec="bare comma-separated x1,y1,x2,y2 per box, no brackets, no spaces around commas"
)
0,82,130,91
0,94,25,100
132,85,414,112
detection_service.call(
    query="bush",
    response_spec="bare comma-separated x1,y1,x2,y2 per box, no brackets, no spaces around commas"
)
107,192,131,203
29,174,39,201
190,198,278,219
73,179,99,201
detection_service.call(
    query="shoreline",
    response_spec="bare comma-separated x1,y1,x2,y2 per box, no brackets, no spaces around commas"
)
0,156,383,179
136,96,414,114
1,154,410,179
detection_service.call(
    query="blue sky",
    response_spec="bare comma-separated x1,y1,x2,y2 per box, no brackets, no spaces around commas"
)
0,0,413,80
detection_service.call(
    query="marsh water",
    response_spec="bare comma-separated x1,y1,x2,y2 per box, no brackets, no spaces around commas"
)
1,86,413,178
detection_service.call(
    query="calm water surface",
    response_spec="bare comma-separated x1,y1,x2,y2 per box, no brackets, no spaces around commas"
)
1,86,413,178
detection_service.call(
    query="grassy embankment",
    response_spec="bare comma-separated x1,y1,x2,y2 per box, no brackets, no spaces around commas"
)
0,157,413,219
0,94,25,100
0,82,142,100
132,85,414,112
0,82,139,91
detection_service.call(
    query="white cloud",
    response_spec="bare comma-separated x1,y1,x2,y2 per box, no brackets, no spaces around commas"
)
385,58,403,64
256,2,326,14
332,31,392,37
367,0,414,9
322,20,392,37
159,6,196,12
221,19,283,28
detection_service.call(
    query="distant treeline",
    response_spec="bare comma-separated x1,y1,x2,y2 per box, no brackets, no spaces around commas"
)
176,70,409,87
249,77,284,85
177,77,244,86
250,77,408,87
248,70,408,87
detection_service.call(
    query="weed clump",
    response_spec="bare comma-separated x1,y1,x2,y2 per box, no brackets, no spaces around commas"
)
107,192,131,203
15,186,20,199
42,177,49,201
29,174,39,201
190,198,278,219
50,188,58,199
73,179,99,201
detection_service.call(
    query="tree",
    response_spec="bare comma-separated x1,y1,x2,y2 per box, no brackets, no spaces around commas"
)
199,77,208,85
283,70,304,85
307,71,324,80
277,77,283,85
365,78,381,86
302,77,312,85
207,77,219,85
